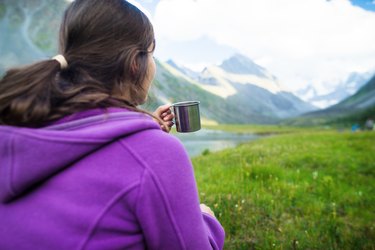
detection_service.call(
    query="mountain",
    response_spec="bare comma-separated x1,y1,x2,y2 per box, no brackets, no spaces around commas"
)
219,53,270,77
283,74,375,127
144,61,255,124
164,54,316,122
331,74,375,110
145,58,311,124
166,59,200,79
0,0,68,75
296,72,373,109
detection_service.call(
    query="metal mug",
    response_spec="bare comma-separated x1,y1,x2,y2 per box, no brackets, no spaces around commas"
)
172,101,201,133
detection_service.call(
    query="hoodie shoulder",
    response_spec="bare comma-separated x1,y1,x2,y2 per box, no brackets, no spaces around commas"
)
118,128,193,193
0,111,161,203
120,129,190,169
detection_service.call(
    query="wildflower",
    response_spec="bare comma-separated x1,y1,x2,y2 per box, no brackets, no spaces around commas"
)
332,202,337,219
312,171,318,180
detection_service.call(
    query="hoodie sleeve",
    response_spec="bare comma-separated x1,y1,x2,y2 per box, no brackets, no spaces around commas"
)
123,133,225,249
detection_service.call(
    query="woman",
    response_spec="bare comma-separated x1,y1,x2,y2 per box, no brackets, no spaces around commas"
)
0,0,225,249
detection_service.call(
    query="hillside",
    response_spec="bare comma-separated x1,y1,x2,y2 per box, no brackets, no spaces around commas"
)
144,61,281,124
283,75,375,127
145,61,238,124
333,74,375,109
163,55,316,123
0,0,67,74
296,71,373,108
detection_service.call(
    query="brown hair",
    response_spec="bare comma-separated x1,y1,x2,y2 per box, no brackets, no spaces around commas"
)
0,0,156,127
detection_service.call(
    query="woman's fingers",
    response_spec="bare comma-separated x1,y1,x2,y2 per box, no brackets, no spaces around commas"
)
160,110,171,118
155,104,171,117
153,104,174,133
162,113,174,122
200,204,216,218
160,123,171,133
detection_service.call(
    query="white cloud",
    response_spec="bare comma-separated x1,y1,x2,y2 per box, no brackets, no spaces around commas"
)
152,0,375,93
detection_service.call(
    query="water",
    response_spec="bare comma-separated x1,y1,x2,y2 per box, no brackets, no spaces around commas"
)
173,129,262,157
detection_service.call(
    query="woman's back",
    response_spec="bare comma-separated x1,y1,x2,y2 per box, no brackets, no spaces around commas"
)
0,108,224,249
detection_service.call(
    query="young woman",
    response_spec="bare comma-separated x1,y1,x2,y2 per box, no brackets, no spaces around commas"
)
0,0,225,249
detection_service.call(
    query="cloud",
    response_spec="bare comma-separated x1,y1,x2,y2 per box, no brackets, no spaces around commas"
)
152,0,375,93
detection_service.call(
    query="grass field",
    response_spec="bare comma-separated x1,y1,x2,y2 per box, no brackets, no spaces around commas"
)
192,126,375,249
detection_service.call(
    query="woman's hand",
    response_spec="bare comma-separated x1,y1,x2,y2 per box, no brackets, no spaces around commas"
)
153,104,174,133
200,203,216,218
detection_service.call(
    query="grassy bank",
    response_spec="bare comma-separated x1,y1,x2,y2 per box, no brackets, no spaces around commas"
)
203,124,325,135
192,128,375,249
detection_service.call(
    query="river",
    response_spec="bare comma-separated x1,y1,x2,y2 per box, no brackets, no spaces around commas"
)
173,129,262,157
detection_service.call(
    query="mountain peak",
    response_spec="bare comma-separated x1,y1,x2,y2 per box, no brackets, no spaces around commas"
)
166,59,178,68
165,59,200,79
219,53,267,77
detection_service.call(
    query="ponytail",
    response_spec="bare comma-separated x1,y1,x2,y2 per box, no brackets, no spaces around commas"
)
0,60,163,129
0,60,61,127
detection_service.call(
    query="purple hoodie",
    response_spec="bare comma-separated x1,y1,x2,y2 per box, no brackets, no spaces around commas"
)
0,108,225,249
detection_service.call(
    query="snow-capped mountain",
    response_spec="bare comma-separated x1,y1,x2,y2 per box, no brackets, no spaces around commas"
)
158,54,316,123
166,59,200,79
285,74,375,127
296,71,374,108
196,54,289,99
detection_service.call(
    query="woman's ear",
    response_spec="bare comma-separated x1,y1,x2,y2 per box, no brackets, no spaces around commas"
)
130,58,139,77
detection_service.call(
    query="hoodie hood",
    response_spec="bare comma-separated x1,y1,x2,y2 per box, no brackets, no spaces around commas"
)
0,109,160,203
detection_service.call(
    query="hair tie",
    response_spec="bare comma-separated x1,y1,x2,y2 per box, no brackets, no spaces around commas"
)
52,54,68,69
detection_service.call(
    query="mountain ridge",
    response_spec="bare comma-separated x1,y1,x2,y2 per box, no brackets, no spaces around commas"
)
159,54,317,123
296,71,374,108
283,74,375,127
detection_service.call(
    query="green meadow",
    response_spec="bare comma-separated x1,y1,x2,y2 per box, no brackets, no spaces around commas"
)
193,126,375,249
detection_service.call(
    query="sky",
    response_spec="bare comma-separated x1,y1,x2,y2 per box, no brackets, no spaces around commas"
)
130,0,375,96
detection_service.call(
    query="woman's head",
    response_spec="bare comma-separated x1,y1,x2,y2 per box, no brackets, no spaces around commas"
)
60,0,155,105
60,0,155,104
0,0,156,126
